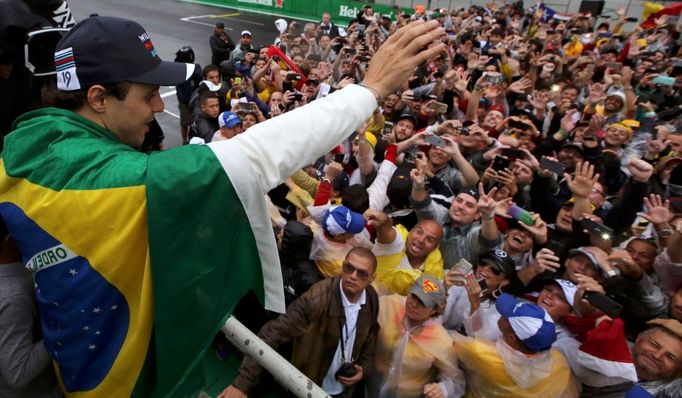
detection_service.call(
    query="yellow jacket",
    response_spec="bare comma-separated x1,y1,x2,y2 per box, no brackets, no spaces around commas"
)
453,333,579,398
375,225,445,295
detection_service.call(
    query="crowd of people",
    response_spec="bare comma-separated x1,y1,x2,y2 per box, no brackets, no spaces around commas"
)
2,0,682,397
197,2,682,398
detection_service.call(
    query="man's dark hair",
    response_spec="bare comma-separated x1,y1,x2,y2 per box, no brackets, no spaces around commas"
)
342,184,370,214
215,22,225,29
199,91,219,106
51,82,132,111
202,64,220,79
346,246,377,273
491,28,506,38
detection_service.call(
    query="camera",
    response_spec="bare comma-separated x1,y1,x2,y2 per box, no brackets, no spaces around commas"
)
457,126,470,136
335,362,357,379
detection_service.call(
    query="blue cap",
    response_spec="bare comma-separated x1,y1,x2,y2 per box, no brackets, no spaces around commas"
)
322,205,365,236
219,111,242,128
496,293,556,352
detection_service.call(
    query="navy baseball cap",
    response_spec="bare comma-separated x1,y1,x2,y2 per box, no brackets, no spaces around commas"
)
496,293,556,352
55,15,195,91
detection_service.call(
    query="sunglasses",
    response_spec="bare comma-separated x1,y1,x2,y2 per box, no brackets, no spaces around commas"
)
342,262,370,280
479,262,504,276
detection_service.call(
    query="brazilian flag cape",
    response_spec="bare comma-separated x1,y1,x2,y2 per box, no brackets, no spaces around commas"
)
0,85,375,397
0,106,290,397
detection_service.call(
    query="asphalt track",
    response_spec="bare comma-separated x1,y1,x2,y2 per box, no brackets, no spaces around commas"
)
66,0,310,148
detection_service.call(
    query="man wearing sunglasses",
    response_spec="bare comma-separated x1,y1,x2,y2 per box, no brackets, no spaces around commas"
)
220,247,380,398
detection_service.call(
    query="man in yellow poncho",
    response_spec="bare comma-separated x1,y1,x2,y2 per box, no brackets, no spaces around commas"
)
365,209,444,296
452,293,579,398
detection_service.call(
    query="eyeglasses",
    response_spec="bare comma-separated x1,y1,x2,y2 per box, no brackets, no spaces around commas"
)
342,262,370,280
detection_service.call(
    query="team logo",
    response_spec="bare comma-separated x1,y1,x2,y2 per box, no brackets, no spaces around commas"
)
138,32,158,58
422,278,439,293
275,0,284,8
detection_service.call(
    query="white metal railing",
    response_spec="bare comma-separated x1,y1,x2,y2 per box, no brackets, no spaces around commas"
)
221,316,331,398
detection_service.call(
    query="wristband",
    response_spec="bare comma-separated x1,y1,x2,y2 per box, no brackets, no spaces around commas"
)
556,129,569,139
358,83,382,106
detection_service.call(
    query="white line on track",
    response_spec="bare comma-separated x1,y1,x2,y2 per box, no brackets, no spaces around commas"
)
163,109,180,119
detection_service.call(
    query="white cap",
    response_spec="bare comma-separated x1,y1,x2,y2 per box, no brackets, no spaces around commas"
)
241,30,252,37
274,19,288,34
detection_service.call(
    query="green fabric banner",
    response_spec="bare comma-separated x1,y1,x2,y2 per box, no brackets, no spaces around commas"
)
183,0,412,24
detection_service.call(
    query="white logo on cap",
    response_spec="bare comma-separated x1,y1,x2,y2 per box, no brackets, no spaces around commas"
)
55,47,81,91
494,249,507,258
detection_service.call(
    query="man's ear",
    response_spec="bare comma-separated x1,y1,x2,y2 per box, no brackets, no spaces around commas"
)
86,85,108,113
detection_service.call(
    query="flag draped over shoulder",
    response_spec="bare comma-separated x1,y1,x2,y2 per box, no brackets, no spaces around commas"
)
0,107,284,397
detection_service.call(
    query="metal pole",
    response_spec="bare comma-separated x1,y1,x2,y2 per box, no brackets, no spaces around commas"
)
221,316,331,398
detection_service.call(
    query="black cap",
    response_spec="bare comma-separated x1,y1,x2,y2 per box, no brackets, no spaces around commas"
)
458,186,480,201
478,249,515,275
55,15,194,91
397,112,417,126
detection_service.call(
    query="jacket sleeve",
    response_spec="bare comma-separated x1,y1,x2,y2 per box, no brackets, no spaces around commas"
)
368,160,398,210
0,294,52,388
232,282,327,393
410,195,450,226
290,169,320,197
209,85,377,194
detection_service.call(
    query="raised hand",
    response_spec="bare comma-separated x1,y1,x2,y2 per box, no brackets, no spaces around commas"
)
638,194,672,226
565,161,599,198
627,157,654,183
532,248,561,274
410,165,426,190
477,182,498,219
519,213,548,243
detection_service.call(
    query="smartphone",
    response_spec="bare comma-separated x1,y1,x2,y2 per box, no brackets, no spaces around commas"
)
425,135,445,147
508,205,534,226
272,55,280,63
346,48,356,55
653,75,676,87
238,102,252,112
477,278,488,291
487,74,506,85
357,55,370,62
624,17,638,22
501,147,525,159
539,157,566,175
383,121,394,136
550,84,561,92
583,291,623,318
287,72,301,81
356,24,366,32
334,154,345,163
491,155,511,171
292,92,304,101
508,119,529,130
429,101,449,114
581,219,614,241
